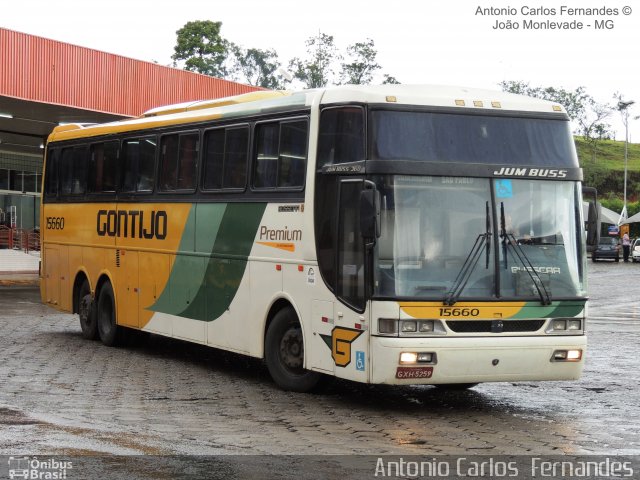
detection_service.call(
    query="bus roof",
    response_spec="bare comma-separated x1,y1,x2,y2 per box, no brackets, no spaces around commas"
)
47,84,568,143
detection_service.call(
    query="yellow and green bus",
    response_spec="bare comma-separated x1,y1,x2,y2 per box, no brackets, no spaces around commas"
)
41,85,588,391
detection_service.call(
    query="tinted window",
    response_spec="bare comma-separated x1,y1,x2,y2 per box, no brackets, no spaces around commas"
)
45,149,60,196
122,137,156,193
254,123,280,189
224,127,248,189
159,133,198,191
254,119,308,190
278,121,307,187
318,107,365,166
371,111,579,167
203,127,248,191
60,146,87,195
88,141,118,193
337,180,366,310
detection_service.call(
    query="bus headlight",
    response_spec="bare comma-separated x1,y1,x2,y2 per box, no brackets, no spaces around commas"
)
546,318,583,334
418,320,434,332
401,320,417,333
377,319,446,336
552,319,567,331
567,319,582,330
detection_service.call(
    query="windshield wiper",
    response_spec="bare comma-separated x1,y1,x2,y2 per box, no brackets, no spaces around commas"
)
500,202,552,305
444,202,492,306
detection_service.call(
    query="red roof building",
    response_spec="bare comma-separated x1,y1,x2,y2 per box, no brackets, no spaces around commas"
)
0,27,260,229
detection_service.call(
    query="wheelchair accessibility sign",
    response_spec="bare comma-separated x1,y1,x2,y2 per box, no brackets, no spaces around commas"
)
356,351,365,371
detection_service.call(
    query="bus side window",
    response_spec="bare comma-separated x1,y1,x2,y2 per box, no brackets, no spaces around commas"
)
254,123,279,189
160,135,179,190
203,129,224,190
160,132,198,192
59,146,87,195
278,120,307,188
177,133,198,190
254,119,308,190
45,148,60,198
88,141,118,193
122,137,156,193
224,127,248,189
203,126,249,191
317,107,364,166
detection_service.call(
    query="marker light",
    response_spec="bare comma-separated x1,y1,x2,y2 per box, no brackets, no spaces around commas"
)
378,319,397,334
417,352,434,363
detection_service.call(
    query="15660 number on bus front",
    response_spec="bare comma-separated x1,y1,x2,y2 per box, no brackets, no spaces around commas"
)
439,307,480,317
46,217,65,230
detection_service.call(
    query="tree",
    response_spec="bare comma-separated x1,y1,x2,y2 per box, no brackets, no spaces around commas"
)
500,81,615,162
339,39,381,85
288,32,340,88
233,47,287,89
499,81,589,122
172,20,233,78
578,99,613,162
382,74,401,85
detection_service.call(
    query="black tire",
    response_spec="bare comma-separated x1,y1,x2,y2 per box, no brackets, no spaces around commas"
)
97,282,119,347
265,307,322,392
592,256,597,262
434,383,479,390
78,279,98,340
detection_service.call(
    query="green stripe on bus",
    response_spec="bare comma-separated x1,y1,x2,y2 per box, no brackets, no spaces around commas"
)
510,301,585,319
150,203,267,321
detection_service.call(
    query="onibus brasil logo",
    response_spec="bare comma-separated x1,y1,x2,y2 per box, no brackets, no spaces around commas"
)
8,457,72,479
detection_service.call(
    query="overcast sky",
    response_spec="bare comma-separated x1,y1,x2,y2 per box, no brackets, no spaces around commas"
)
4,0,639,140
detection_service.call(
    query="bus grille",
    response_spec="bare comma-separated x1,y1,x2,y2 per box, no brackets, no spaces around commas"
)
445,320,546,333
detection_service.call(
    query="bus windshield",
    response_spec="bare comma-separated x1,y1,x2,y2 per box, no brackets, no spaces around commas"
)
373,175,586,301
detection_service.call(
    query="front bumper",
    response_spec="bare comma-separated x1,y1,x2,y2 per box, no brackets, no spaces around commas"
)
370,335,586,385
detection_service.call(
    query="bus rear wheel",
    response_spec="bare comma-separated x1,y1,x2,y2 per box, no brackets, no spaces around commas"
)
78,279,98,340
265,307,322,392
97,282,119,347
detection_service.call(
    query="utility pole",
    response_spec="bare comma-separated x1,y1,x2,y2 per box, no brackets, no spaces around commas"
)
617,99,634,223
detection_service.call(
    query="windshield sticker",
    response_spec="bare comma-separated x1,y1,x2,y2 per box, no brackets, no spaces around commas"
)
495,179,513,198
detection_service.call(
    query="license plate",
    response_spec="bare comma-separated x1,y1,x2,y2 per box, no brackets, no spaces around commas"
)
396,366,433,379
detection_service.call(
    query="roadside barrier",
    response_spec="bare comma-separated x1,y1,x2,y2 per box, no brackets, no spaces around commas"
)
0,227,40,252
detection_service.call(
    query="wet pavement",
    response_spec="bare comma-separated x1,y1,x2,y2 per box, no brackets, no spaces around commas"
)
0,261,638,459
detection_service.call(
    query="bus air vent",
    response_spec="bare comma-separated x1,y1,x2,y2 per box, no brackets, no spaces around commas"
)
446,320,545,333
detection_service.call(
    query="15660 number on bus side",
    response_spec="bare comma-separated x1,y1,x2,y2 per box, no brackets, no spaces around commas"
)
46,217,65,230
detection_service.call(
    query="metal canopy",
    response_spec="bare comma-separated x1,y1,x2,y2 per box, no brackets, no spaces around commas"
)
0,95,127,156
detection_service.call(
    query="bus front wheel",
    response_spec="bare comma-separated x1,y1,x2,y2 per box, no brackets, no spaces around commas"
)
97,282,119,347
265,307,322,392
78,279,98,340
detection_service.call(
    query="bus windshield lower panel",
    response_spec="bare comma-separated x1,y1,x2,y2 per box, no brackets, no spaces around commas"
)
373,175,586,302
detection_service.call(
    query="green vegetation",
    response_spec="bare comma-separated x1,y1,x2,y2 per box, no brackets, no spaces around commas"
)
577,136,640,236
576,136,640,207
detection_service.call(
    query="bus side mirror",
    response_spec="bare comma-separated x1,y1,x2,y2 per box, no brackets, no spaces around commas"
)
586,202,599,248
360,188,381,241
